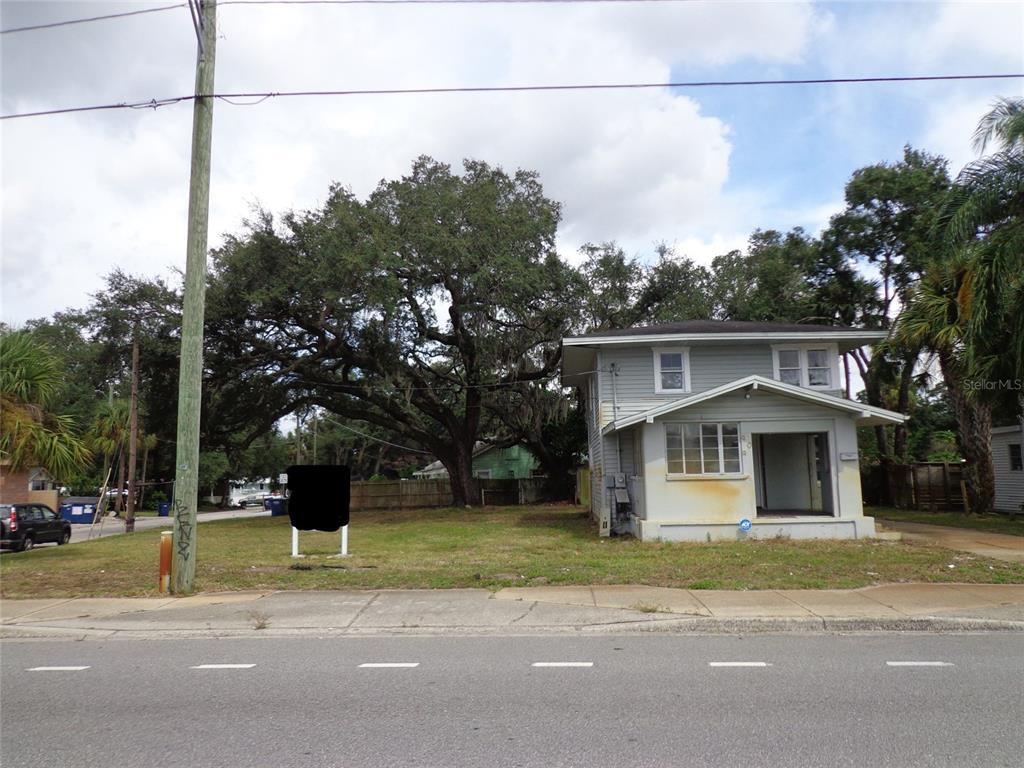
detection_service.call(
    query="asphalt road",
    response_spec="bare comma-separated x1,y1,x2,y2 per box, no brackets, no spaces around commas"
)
2,634,1021,768
66,508,270,544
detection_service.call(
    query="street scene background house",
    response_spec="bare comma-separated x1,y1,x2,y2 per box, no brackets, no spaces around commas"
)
992,423,1024,514
414,444,540,480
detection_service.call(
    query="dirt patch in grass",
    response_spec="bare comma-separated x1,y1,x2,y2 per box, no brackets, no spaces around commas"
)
3,504,1023,598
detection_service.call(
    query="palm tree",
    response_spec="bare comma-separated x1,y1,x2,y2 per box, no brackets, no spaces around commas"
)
897,97,1024,514
940,97,1024,401
0,331,91,480
89,400,130,511
896,256,995,514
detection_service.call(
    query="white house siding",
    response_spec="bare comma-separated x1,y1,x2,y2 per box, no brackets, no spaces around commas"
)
586,373,604,521
596,344,843,427
992,425,1024,513
634,390,872,542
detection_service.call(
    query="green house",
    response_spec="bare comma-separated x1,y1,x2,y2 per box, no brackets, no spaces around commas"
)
414,444,540,480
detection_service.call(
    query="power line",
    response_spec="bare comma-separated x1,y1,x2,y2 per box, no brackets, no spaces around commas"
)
0,4,188,35
0,0,713,35
4,73,1022,121
317,414,433,453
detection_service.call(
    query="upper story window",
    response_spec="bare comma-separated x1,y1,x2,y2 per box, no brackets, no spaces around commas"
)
1010,443,1023,471
772,344,838,390
653,347,691,394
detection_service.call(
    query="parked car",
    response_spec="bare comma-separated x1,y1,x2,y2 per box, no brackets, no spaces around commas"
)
235,493,270,509
0,503,72,552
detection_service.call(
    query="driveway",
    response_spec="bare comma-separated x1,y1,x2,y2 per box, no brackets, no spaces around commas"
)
878,519,1024,563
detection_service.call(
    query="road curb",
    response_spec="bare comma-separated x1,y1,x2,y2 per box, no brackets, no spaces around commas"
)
3,615,1022,640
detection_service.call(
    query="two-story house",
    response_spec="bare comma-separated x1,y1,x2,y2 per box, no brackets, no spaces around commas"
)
561,320,906,541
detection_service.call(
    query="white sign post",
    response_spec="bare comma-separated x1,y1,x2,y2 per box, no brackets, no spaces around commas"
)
291,525,349,558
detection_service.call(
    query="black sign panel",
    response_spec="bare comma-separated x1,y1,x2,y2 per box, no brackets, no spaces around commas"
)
286,465,350,531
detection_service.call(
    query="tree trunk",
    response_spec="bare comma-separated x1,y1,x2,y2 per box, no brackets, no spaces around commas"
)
842,352,852,400
892,351,917,464
139,445,150,510
441,439,479,507
115,443,126,515
853,347,891,462
939,350,995,515
125,331,140,533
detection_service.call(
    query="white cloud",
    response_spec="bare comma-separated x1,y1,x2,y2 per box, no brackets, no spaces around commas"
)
2,1,827,323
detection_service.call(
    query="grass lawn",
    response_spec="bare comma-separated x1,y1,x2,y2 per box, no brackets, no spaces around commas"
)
3,504,1023,599
867,507,1024,537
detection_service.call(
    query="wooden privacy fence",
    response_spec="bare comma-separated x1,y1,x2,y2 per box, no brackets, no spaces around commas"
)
349,477,549,510
862,462,965,511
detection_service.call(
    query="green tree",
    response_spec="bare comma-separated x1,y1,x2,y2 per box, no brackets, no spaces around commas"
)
88,271,181,530
88,400,130,510
198,450,231,503
0,331,91,480
896,256,995,513
826,148,952,463
939,97,1024,416
206,157,580,505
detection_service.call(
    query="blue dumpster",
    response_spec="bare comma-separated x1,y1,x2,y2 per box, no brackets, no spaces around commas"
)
267,497,288,517
158,502,171,517
60,498,98,524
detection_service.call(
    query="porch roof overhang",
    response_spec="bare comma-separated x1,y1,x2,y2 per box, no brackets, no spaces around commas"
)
601,374,907,435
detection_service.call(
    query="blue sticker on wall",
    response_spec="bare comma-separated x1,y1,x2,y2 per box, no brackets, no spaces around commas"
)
738,518,752,532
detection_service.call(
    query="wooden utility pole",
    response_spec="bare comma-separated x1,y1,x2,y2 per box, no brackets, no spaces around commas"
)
125,327,140,533
172,0,217,594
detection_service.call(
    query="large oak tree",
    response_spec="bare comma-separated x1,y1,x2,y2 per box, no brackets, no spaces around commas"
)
206,157,581,505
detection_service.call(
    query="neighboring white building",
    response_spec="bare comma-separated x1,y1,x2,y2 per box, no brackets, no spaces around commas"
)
992,423,1024,514
562,320,906,541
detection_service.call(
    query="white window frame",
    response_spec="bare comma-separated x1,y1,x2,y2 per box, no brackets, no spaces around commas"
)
664,421,743,477
771,343,840,390
1010,443,1023,472
653,346,692,394
472,469,492,479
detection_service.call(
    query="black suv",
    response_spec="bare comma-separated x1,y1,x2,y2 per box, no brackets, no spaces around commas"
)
0,504,72,552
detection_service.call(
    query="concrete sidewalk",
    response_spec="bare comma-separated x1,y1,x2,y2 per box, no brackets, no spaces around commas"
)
2,583,1022,639
874,519,1024,563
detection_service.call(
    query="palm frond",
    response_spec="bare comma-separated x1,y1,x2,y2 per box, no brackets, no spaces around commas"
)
972,97,1024,154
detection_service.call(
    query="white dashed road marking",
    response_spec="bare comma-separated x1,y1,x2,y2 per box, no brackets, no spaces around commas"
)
709,662,772,667
359,663,420,668
532,662,594,668
27,666,90,672
886,661,954,667
190,664,257,669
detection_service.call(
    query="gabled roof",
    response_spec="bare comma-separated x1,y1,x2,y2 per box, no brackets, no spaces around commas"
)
603,375,906,433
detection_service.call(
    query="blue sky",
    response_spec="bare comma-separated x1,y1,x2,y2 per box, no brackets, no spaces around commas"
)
2,1,1023,323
